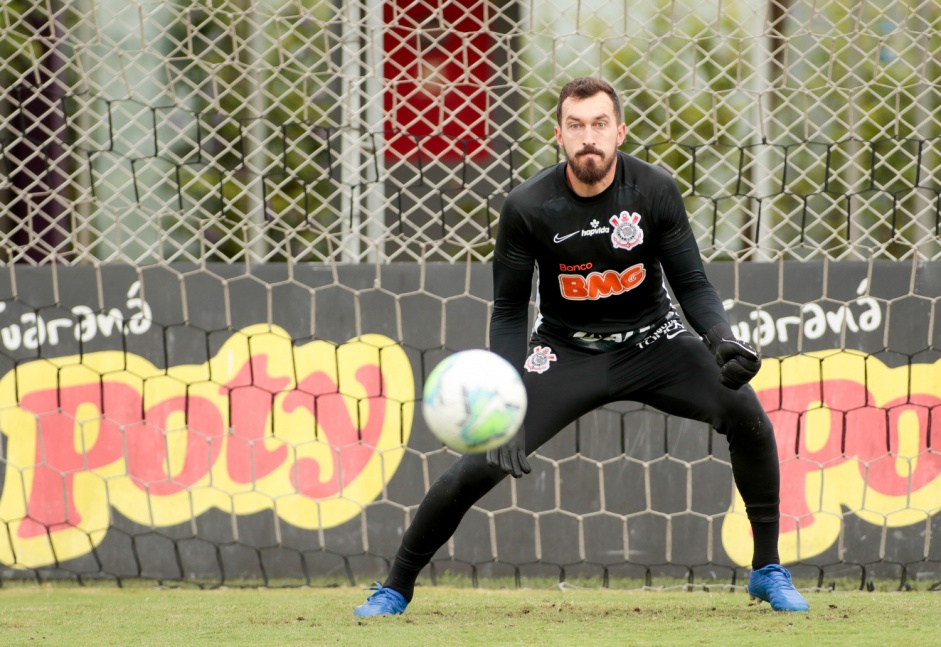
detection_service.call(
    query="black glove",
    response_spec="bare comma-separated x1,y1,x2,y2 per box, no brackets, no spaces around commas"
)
486,426,531,478
705,322,761,390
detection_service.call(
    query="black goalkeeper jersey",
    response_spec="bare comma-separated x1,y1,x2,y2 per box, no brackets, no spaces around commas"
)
491,151,728,370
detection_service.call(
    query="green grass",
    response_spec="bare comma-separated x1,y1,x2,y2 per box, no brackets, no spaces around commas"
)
0,583,937,646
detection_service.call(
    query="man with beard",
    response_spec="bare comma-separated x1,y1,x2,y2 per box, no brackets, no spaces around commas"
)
354,77,809,616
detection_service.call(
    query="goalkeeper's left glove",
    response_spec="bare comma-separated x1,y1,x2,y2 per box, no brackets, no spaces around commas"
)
704,322,761,390
486,425,531,479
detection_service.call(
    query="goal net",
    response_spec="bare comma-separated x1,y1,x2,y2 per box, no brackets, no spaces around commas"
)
0,0,938,590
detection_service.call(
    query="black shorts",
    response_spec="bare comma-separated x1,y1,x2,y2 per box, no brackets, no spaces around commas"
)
520,316,771,452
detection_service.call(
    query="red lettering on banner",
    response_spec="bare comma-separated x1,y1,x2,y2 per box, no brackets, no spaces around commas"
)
848,393,941,495
757,380,941,534
127,396,225,495
16,358,390,537
222,355,290,483
0,326,412,570
559,264,646,301
284,366,387,498
18,383,133,538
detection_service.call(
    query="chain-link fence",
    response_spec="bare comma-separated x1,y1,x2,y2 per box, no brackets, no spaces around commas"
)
2,0,940,265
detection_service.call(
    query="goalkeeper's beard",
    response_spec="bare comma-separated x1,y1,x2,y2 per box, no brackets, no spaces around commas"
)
566,146,615,185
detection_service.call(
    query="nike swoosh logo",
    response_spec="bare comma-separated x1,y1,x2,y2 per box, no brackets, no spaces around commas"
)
553,231,580,243
665,328,686,339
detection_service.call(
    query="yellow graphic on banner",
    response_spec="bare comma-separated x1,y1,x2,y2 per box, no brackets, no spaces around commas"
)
0,325,414,569
722,350,941,566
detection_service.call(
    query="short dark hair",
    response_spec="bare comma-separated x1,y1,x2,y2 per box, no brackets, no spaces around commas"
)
556,77,623,125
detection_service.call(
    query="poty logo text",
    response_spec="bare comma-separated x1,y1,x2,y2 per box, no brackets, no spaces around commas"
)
0,326,414,569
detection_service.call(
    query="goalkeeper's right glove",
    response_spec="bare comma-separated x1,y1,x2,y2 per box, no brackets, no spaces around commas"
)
486,426,531,479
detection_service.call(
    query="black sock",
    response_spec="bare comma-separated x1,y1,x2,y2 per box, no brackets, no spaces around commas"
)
382,543,433,603
750,519,780,570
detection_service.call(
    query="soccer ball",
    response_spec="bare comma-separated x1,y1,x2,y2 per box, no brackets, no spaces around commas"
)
422,349,527,453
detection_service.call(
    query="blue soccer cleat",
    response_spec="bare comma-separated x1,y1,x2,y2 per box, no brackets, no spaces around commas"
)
353,582,408,617
748,564,810,612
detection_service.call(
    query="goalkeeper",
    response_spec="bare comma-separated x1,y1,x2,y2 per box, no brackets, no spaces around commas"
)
355,77,809,616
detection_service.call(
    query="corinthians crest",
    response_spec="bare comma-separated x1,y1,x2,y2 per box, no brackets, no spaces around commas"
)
524,345,557,373
609,211,644,250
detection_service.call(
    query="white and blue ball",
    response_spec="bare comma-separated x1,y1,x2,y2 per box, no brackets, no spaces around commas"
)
422,349,527,453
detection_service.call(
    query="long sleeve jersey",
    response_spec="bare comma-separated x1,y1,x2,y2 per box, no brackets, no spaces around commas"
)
490,151,728,372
